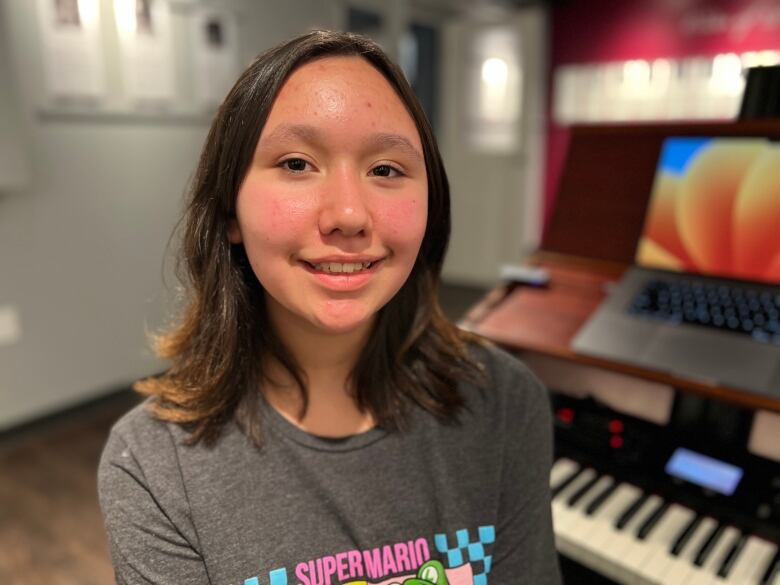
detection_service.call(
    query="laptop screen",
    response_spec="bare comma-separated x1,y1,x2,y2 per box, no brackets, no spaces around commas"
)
636,136,780,285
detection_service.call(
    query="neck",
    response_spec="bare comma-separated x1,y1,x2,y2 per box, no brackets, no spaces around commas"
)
262,297,376,437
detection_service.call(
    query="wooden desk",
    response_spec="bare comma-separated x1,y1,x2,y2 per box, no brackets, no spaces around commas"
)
461,252,780,414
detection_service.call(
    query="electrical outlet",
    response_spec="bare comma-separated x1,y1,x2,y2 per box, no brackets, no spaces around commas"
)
0,305,21,346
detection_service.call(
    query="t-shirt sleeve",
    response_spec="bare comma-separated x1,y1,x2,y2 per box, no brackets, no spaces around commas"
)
485,348,562,585
97,420,210,585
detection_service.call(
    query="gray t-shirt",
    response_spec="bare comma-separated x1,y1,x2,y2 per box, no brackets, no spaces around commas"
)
98,343,562,585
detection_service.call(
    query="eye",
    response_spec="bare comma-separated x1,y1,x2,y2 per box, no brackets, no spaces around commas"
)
280,158,310,173
370,164,403,178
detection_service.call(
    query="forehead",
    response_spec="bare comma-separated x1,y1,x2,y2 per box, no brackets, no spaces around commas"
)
260,56,422,148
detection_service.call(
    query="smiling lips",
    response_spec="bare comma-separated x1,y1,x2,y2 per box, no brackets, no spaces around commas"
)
299,258,384,291
309,260,374,273
302,256,385,274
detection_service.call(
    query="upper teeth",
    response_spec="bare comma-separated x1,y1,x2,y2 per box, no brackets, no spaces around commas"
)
313,261,373,273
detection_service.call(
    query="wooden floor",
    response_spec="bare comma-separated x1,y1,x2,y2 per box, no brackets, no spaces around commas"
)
0,391,140,585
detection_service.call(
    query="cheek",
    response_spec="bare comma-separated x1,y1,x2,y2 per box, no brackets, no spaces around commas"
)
375,197,428,250
237,189,314,251
268,199,311,239
238,194,314,293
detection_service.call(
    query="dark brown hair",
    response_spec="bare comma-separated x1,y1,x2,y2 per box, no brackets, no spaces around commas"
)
136,30,486,446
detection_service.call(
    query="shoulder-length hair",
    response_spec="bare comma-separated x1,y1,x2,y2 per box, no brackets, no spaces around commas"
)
136,29,486,447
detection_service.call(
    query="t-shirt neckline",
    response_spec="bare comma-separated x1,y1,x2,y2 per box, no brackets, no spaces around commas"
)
258,392,388,452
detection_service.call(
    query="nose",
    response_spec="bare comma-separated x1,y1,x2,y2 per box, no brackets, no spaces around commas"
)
317,166,371,238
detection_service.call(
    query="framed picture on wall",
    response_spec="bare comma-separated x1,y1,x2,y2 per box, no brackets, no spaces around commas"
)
113,0,175,107
190,7,239,109
36,0,106,101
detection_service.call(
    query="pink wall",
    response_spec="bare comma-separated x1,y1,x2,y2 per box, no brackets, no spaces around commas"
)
545,0,780,230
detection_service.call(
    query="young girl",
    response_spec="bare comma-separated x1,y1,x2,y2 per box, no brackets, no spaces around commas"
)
98,30,561,585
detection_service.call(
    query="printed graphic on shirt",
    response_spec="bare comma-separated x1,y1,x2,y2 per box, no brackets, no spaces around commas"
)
238,525,496,585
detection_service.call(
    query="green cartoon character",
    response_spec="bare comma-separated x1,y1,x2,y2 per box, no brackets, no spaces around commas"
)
401,560,450,585
372,559,451,585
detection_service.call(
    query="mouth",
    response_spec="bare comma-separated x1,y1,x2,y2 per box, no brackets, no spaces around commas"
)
299,259,385,275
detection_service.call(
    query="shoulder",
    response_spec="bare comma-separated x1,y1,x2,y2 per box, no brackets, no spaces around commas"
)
461,341,555,481
97,398,183,497
98,397,249,496
97,398,207,541
451,339,552,445
100,398,177,464
464,339,549,412
97,399,210,574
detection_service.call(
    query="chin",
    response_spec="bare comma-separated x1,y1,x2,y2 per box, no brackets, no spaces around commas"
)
314,316,372,336
311,305,376,335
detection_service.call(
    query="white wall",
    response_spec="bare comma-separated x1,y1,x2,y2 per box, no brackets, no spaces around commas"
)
440,6,547,286
0,0,338,430
0,3,30,192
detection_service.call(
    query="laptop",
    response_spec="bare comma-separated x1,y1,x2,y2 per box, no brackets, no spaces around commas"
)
571,135,780,398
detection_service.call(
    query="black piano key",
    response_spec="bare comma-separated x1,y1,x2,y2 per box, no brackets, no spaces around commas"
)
614,492,650,530
693,522,725,567
670,514,703,556
585,480,618,516
566,473,601,507
759,548,780,585
716,532,747,578
551,466,582,498
636,500,670,541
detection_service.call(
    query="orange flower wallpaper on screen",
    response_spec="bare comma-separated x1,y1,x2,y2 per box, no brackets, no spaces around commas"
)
637,137,780,285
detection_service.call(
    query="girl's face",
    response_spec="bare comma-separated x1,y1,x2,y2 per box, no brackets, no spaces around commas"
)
229,56,428,337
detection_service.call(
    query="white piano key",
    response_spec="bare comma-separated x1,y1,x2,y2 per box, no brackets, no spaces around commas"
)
550,457,579,487
552,467,598,533
554,481,641,578
728,536,777,585
596,492,658,583
661,516,718,584
718,535,770,584
714,537,757,585
686,525,739,585
756,541,780,585
563,475,614,532
558,475,615,560
716,533,751,583
772,562,780,585
633,503,697,585
612,493,664,584
583,483,644,577
765,548,780,585
769,549,780,585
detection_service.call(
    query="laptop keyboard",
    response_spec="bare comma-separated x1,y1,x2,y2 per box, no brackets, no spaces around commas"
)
627,279,780,346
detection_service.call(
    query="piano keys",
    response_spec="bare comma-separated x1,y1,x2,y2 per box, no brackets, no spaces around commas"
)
550,457,780,585
542,373,780,585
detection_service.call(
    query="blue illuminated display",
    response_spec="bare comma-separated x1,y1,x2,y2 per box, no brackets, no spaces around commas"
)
664,448,743,496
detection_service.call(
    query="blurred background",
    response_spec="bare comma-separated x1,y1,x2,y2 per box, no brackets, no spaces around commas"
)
1,0,779,583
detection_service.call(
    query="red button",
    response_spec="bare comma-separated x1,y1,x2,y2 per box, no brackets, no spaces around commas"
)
608,419,624,434
610,435,624,449
557,407,574,423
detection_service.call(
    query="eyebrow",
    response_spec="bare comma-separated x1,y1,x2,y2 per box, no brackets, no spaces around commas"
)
262,123,321,146
370,132,424,163
260,123,424,163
